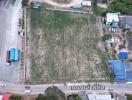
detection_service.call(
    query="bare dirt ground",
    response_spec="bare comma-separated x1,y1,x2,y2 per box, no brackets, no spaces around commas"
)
27,9,110,84
33,0,83,8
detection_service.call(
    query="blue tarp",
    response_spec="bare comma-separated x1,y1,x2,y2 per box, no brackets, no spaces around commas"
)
119,52,128,59
109,60,132,82
109,60,126,82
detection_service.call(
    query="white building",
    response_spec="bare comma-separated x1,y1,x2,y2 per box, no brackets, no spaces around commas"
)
106,13,119,26
87,93,115,100
81,0,92,7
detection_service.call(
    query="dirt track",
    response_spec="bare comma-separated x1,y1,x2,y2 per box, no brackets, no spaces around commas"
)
35,0,83,8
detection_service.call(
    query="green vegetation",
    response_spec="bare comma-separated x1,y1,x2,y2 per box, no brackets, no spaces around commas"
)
22,0,29,6
9,96,22,100
128,58,132,62
126,94,132,100
126,31,132,36
107,0,132,15
102,34,112,41
36,86,66,100
68,94,81,100
93,0,106,15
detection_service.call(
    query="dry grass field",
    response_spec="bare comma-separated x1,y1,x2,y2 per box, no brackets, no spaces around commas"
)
27,9,111,84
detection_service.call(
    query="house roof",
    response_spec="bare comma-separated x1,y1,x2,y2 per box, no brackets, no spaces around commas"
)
109,60,132,82
125,16,132,29
106,13,119,23
2,94,10,100
110,60,126,81
88,94,114,100
72,4,82,9
119,52,128,59
82,1,92,6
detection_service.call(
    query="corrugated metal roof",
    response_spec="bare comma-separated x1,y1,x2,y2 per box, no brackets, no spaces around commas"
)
119,52,128,59
106,13,119,23
125,16,132,29
109,60,126,82
82,1,92,6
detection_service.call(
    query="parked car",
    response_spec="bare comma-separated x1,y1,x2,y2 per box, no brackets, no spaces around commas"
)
25,86,31,94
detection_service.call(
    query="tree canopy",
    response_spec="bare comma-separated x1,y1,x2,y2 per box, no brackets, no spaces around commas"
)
107,0,132,15
36,86,66,100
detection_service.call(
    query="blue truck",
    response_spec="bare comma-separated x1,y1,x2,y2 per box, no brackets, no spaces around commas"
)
9,48,20,62
14,49,20,61
9,48,15,62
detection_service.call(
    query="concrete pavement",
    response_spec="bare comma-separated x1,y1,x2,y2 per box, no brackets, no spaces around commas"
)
0,0,21,83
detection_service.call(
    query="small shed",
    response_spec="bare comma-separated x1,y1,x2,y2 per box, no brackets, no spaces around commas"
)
81,1,92,7
119,52,128,59
71,4,82,9
32,2,41,9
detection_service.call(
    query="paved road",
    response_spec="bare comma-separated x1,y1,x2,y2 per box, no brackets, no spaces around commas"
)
0,82,132,95
0,0,21,83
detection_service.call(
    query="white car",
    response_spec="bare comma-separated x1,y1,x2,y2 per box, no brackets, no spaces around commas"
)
24,89,31,94
25,86,31,94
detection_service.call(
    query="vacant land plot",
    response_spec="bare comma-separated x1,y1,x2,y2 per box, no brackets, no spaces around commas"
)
27,9,110,84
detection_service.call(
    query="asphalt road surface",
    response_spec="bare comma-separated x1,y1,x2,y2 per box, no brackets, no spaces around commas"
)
0,82,132,95
0,0,21,83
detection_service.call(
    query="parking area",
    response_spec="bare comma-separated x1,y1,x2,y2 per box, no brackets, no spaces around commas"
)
0,0,11,8
0,0,21,83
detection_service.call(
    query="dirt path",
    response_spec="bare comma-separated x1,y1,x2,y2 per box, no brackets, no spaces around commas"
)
36,0,83,8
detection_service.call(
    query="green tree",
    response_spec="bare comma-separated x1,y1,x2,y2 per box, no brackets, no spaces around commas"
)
22,0,29,6
102,34,112,41
126,94,132,100
9,96,22,100
36,86,66,100
107,0,132,15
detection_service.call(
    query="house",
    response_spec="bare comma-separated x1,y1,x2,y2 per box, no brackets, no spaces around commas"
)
106,13,119,26
0,93,10,100
109,60,132,82
81,0,92,7
71,4,82,9
87,93,115,100
105,13,119,32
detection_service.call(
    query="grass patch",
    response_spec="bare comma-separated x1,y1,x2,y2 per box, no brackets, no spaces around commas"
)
28,9,110,84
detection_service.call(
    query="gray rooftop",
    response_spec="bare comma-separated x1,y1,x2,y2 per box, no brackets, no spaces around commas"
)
125,16,132,28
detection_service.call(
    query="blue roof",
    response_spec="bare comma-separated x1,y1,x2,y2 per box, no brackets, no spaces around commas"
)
109,60,126,82
119,52,128,59
109,60,132,82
